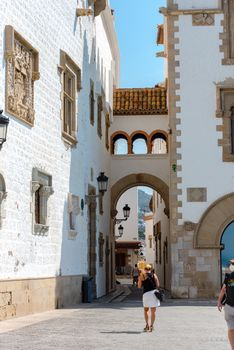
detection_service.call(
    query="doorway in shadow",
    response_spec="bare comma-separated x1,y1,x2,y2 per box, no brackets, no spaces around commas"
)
88,185,97,298
220,221,234,282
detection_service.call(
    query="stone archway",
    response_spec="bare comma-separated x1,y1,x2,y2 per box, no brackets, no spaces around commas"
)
111,173,169,217
111,173,169,289
194,192,234,249
193,192,234,292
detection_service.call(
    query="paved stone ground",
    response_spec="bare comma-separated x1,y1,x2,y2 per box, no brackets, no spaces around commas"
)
0,286,229,350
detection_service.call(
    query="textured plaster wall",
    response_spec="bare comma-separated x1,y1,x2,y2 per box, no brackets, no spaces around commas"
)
111,115,169,136
0,0,117,298
115,187,138,241
153,195,169,288
144,215,155,267
176,13,234,224
175,0,220,10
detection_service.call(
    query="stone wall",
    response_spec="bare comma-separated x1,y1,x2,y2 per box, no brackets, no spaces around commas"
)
0,275,82,321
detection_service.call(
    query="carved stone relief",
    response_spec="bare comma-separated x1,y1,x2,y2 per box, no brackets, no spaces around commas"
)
192,13,214,26
187,188,207,202
67,193,80,239
184,221,196,231
5,26,40,126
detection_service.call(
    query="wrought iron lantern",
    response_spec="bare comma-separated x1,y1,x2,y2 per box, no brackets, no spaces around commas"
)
123,204,131,219
118,224,124,237
97,172,108,194
0,110,9,150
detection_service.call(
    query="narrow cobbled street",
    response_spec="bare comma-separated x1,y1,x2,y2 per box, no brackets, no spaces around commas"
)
0,284,228,350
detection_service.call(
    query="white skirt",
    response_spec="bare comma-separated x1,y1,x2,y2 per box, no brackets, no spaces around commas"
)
143,290,160,308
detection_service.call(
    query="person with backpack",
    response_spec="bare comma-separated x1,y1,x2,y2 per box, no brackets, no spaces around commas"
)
217,258,234,350
138,264,160,332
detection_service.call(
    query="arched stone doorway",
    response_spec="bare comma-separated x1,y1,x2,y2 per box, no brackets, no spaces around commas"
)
220,221,234,281
110,173,170,290
194,192,234,294
111,173,169,216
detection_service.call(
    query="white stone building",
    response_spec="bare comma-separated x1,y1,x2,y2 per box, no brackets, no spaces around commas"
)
0,0,119,319
143,212,155,267
161,0,234,298
115,187,139,275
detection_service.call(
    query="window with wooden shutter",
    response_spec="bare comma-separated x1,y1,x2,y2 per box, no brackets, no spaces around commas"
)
216,85,234,161
105,113,110,150
222,0,234,64
34,185,41,224
90,81,95,125
97,96,103,138
63,68,76,136
59,50,81,145
32,168,54,236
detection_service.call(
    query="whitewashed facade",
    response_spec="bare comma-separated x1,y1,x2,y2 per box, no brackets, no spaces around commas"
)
115,188,139,274
0,0,119,319
162,0,234,298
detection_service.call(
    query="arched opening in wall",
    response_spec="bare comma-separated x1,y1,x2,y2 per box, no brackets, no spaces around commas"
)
194,193,234,297
220,221,234,282
151,132,167,154
132,133,148,154
112,134,128,155
114,183,169,289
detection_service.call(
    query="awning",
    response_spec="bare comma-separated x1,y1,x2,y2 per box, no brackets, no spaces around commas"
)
115,241,141,249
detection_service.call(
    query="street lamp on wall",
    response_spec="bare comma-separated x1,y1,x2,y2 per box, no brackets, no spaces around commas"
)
115,224,124,239
123,204,131,219
0,110,9,150
114,204,131,225
96,172,108,194
85,172,108,204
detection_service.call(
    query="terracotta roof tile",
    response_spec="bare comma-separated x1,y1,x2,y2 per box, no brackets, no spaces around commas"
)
113,87,167,116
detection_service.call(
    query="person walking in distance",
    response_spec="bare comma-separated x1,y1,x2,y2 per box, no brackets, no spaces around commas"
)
138,264,160,332
217,258,234,349
132,264,139,286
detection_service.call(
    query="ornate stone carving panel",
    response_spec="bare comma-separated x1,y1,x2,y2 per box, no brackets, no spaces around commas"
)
187,188,207,202
5,26,40,126
192,13,214,26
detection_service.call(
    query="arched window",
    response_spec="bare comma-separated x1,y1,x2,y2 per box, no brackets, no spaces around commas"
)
112,134,128,155
151,132,167,154
132,133,148,154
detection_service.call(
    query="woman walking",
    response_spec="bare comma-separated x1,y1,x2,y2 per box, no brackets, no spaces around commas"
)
138,264,160,332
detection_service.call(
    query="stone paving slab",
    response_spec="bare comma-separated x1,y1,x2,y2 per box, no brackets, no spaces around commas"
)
0,300,229,350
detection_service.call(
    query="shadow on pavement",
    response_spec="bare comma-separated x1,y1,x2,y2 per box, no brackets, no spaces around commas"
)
100,331,142,334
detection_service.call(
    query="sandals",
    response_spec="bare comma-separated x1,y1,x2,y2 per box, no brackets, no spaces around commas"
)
143,324,154,332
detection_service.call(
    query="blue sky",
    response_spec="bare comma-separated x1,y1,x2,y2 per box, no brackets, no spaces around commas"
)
110,0,166,88
110,1,234,268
